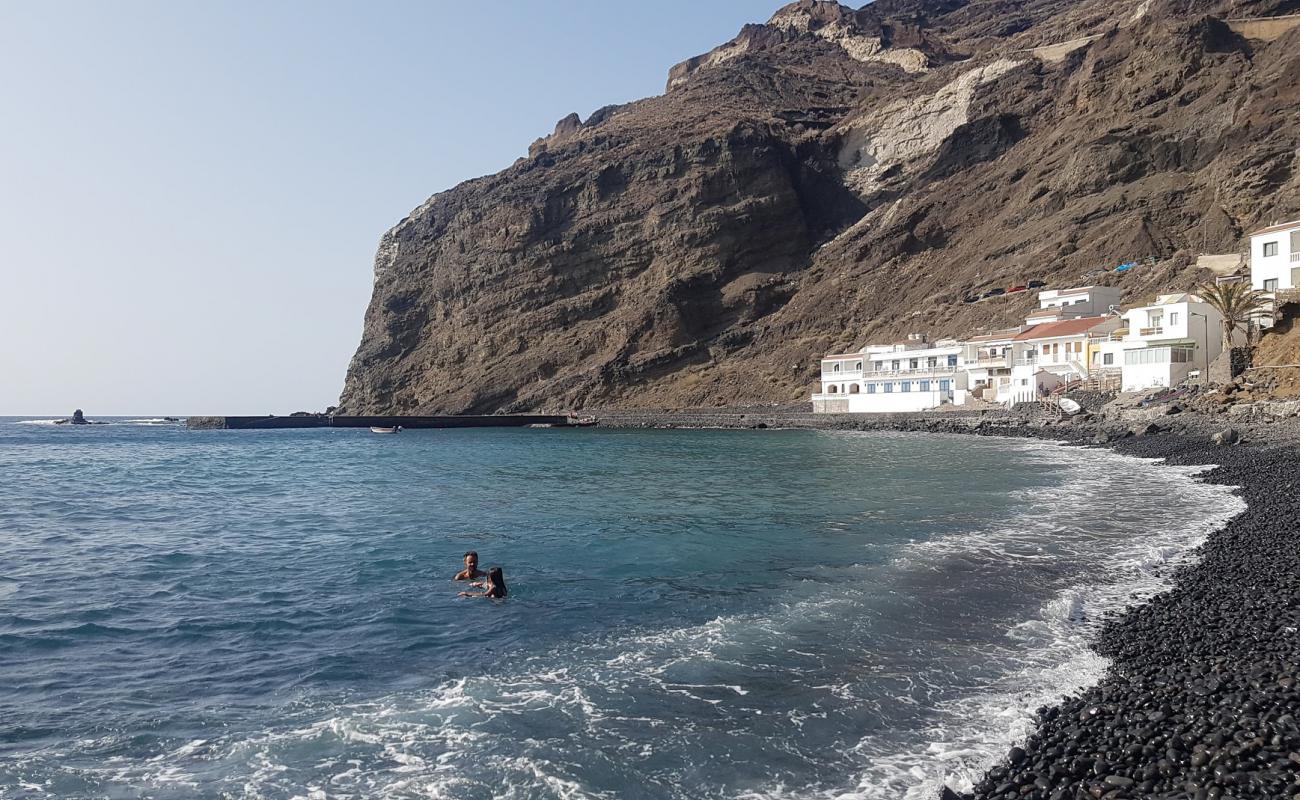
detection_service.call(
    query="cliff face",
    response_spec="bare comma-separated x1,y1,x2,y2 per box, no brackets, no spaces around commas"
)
338,0,1300,414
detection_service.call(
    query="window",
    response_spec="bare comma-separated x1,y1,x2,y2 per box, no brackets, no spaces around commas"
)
892,360,900,371
1264,241,1279,257
919,380,931,391
883,383,893,393
939,379,951,392
867,383,877,394
849,384,860,394
1169,312,1179,326
1124,346,1195,365
928,357,938,368
1074,299,1086,305
833,363,841,372
901,382,911,392
1103,353,1114,366
909,359,919,370
854,362,862,371
828,385,838,393
947,355,958,366
1265,279,1279,291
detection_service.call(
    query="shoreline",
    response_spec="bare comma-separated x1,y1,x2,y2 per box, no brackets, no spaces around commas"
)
598,407,1300,799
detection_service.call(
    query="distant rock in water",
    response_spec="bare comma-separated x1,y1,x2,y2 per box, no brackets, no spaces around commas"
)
54,409,106,426
338,0,1300,415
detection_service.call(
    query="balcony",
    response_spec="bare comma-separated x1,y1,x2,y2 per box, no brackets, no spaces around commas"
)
861,365,958,379
1139,327,1165,337
820,369,863,380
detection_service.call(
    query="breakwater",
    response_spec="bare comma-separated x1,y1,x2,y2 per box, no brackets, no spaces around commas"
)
186,414,570,430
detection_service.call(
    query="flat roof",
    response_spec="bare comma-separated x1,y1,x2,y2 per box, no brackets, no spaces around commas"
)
1250,219,1300,236
965,328,1023,342
1040,284,1114,295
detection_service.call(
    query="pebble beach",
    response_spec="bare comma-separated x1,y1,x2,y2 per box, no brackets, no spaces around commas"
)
599,406,1300,799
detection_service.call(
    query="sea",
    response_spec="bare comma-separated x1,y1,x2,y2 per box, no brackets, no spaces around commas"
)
0,417,1243,800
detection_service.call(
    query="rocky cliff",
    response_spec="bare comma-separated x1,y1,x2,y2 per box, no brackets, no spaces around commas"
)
338,0,1300,414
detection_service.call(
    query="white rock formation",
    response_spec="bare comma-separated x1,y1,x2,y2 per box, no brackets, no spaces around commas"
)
836,59,1024,196
769,4,931,73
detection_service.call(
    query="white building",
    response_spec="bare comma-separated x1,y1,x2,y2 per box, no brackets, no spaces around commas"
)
962,327,1025,404
1116,293,1226,392
1007,316,1122,403
1025,285,1123,324
1249,219,1300,292
812,338,965,413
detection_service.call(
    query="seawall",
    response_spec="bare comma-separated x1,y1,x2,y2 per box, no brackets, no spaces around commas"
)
186,414,571,430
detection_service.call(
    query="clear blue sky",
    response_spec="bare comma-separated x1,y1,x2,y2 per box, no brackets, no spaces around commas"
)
0,0,779,415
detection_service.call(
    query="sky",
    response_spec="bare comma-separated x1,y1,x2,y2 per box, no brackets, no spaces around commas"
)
0,0,780,415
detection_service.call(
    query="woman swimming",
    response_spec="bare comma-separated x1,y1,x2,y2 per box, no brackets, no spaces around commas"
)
459,566,508,599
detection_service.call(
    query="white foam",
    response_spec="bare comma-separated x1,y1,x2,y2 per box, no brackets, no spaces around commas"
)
7,435,1242,800
827,440,1245,800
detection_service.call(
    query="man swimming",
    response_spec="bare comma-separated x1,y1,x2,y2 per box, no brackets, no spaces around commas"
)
454,551,486,581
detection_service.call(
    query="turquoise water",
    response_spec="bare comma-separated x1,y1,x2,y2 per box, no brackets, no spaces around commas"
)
0,419,1241,799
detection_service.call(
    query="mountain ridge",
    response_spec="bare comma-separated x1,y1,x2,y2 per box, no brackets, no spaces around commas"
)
337,0,1300,414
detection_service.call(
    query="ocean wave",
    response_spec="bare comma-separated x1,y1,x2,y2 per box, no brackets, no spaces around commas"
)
836,441,1244,800
0,434,1244,799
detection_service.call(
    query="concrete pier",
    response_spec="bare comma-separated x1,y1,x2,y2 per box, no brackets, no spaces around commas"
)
186,414,572,430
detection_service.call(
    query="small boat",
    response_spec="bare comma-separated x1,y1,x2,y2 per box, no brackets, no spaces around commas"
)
369,426,401,434
1057,397,1082,416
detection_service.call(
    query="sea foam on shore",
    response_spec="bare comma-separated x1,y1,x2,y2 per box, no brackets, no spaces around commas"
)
841,438,1244,800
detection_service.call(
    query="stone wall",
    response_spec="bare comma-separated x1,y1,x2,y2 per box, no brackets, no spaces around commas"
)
1224,13,1300,41
1209,346,1252,385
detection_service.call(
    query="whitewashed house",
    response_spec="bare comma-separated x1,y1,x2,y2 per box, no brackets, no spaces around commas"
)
812,337,965,413
1116,293,1228,391
1025,285,1123,324
1249,219,1300,293
1007,316,1122,403
962,327,1025,404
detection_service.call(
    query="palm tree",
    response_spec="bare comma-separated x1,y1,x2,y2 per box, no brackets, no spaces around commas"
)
1196,281,1269,357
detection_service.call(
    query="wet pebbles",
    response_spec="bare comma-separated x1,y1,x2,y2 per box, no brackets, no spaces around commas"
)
956,429,1300,800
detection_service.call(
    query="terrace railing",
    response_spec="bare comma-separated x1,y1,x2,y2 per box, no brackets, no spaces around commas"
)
860,365,959,379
